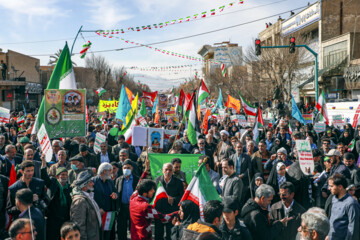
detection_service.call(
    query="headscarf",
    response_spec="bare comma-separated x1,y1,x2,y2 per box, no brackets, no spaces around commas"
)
180,200,200,227
276,162,286,187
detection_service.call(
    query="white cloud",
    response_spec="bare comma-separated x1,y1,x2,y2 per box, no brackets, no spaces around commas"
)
0,0,67,16
86,0,133,28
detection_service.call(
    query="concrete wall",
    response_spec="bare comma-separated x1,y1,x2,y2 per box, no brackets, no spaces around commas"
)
321,0,360,42
7,50,40,83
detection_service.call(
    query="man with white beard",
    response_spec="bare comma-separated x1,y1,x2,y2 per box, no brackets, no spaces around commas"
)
92,162,118,240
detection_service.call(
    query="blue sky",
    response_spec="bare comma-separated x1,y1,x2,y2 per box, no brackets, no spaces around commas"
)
0,0,311,91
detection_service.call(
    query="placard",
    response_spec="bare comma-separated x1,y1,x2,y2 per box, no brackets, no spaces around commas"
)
158,94,168,109
247,115,255,124
237,115,247,127
98,100,119,113
94,133,107,153
296,140,314,175
44,89,86,138
230,115,237,123
314,122,326,134
37,124,53,162
302,114,313,124
148,128,164,149
332,114,344,128
132,126,148,146
352,104,360,128
0,107,10,123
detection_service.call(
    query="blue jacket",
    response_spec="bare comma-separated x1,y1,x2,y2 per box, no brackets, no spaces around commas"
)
92,175,118,212
329,193,360,240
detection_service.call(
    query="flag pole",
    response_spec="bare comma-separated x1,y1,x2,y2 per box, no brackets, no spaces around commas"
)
70,26,83,55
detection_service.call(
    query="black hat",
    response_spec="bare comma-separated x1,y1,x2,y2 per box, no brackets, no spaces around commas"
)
123,159,133,166
79,144,88,152
118,134,125,140
120,142,130,148
69,155,84,163
111,162,121,169
222,198,239,213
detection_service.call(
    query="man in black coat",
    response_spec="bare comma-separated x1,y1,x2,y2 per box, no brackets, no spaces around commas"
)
93,162,118,240
0,171,8,238
96,142,116,164
155,163,184,240
270,182,305,240
1,144,22,177
15,188,45,240
7,161,47,219
40,156,72,240
241,184,290,240
115,159,139,240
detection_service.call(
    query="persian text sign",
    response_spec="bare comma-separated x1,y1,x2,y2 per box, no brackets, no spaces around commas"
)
98,100,119,113
332,114,344,127
37,124,53,162
44,89,86,138
296,140,314,175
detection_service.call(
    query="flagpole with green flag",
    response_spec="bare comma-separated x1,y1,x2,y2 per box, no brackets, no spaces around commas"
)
32,42,77,134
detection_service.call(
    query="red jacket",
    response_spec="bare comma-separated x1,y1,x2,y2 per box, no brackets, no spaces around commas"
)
129,172,178,240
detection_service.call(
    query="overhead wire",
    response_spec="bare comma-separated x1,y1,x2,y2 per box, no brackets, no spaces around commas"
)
28,4,308,57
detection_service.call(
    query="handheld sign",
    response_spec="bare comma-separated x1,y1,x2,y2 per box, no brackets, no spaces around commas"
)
314,122,326,134
37,124,53,162
295,140,314,175
94,133,107,153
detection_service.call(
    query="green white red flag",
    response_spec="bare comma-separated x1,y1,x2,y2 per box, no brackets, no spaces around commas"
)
95,87,106,97
187,92,201,145
102,211,116,231
239,92,257,116
150,182,168,207
180,163,221,221
315,90,329,125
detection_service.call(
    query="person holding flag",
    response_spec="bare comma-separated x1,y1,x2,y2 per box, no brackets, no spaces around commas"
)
154,163,184,240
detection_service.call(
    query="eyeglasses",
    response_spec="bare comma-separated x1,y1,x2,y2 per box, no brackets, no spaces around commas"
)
19,229,37,235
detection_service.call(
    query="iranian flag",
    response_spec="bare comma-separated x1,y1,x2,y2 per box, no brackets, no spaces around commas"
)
16,116,25,124
95,87,106,97
150,182,168,207
187,92,201,145
198,80,210,105
121,117,137,144
32,42,77,134
289,122,293,134
349,139,356,151
253,107,264,144
175,89,185,115
180,163,221,221
316,90,329,125
102,211,116,231
239,92,257,116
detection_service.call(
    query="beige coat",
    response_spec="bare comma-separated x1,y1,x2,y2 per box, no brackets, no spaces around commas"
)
70,188,102,240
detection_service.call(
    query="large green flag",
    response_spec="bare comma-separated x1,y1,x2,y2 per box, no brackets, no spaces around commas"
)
139,98,147,117
148,153,201,184
32,42,77,133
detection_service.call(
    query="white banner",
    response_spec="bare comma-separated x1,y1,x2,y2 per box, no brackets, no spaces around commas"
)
37,124,53,162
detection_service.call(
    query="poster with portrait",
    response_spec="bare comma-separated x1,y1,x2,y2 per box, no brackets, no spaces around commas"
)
147,128,164,149
44,89,86,138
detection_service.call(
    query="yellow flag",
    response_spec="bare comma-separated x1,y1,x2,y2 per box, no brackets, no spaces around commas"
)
122,93,139,130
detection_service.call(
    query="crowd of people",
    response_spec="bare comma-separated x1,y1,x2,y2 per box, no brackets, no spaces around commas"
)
0,109,359,240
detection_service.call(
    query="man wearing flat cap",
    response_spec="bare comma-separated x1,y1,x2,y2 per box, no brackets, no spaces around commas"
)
77,143,99,169
40,154,72,240
68,155,87,184
70,170,102,240
213,130,234,173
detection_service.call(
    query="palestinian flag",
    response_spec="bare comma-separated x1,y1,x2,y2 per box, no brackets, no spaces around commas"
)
8,164,16,187
180,163,221,221
102,211,116,231
239,92,257,116
349,139,356,151
150,182,168,208
175,89,185,115
316,90,329,125
95,88,106,97
198,80,210,105
187,92,201,145
16,116,24,124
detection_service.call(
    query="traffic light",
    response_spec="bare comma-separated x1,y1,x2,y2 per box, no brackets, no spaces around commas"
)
255,39,261,56
289,36,296,53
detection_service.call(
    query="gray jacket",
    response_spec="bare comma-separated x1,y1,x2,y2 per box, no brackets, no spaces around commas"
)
221,173,244,206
